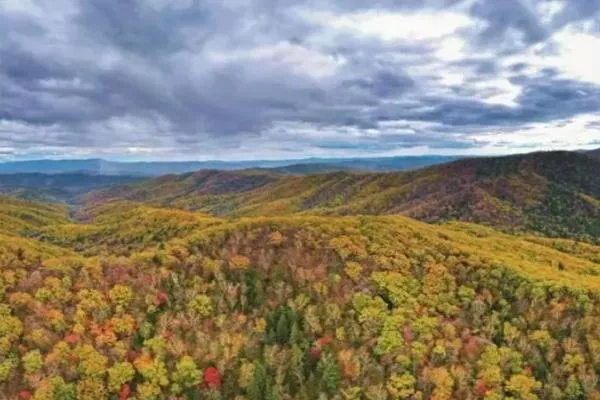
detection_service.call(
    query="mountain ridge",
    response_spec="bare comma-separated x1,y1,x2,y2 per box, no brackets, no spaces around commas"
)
0,155,461,176
87,151,600,240
587,148,600,159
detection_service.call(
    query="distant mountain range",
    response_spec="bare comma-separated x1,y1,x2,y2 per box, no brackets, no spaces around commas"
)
0,173,142,203
0,156,460,176
2,150,597,239
88,150,600,240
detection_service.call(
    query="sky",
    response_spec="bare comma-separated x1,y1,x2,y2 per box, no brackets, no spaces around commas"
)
0,0,599,161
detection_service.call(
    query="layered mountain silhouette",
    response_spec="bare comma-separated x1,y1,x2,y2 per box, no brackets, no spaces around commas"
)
0,155,459,176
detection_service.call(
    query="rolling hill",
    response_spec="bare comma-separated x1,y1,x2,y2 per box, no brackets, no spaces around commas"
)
88,151,600,240
1,151,599,399
1,196,600,399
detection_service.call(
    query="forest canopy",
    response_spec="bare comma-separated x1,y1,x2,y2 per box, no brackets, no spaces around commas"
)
1,192,600,399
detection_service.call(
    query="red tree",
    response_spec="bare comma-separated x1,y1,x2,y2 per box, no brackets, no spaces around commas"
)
118,384,132,400
18,392,32,400
204,366,221,389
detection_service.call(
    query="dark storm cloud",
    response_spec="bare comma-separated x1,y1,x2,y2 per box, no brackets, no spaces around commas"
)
469,0,550,48
400,77,600,128
0,0,598,159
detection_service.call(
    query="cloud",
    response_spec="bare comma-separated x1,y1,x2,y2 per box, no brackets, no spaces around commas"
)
0,0,598,161
302,9,472,41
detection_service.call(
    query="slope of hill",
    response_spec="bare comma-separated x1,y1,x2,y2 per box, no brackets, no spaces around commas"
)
2,198,600,398
0,197,78,260
0,173,143,203
34,201,225,256
90,151,600,240
0,196,70,235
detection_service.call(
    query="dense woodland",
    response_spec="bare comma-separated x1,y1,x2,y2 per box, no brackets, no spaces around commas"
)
0,151,599,399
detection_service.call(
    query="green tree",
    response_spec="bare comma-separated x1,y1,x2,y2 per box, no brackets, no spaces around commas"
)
0,357,16,382
171,355,201,394
564,375,584,400
276,312,290,344
247,361,267,400
318,352,341,396
0,308,23,355
23,349,44,375
75,345,108,377
187,294,213,317
77,378,107,400
109,284,133,309
505,374,541,400
107,361,135,393
50,376,77,400
387,373,416,399
238,360,255,389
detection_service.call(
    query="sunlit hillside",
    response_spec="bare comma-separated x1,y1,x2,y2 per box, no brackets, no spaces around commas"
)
1,196,600,399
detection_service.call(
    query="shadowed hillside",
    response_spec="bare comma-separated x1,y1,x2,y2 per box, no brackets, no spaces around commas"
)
88,151,600,240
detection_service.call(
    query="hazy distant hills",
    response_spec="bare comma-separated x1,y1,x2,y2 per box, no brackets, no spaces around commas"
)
0,173,142,203
89,151,600,240
0,155,460,176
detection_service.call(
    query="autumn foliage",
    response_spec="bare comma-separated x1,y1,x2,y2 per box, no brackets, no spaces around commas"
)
0,152,599,400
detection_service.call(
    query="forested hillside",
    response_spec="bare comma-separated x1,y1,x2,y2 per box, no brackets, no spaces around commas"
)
89,151,600,241
1,197,600,399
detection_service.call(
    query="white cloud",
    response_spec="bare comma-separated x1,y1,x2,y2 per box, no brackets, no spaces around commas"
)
503,27,600,85
551,30,600,84
476,79,522,107
537,0,565,24
302,10,473,42
468,113,600,152
435,37,467,62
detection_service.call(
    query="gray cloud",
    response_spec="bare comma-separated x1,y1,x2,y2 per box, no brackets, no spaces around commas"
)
0,0,599,160
469,0,550,50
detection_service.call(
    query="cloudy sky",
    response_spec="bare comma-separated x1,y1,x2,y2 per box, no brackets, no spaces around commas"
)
1,0,599,161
